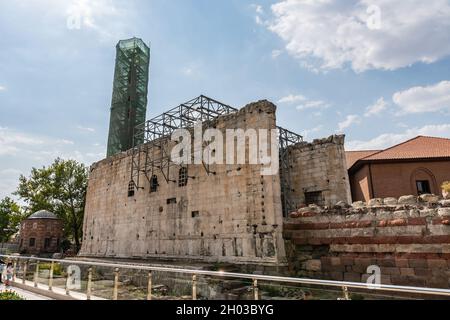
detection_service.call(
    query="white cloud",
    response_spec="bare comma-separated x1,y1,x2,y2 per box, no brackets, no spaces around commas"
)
0,127,45,156
0,169,23,199
252,4,264,15
338,115,361,132
181,63,203,77
182,67,193,76
301,125,323,139
278,94,306,104
8,0,133,42
297,100,330,111
56,139,75,145
77,125,96,133
365,97,388,117
0,85,6,91
397,122,409,128
65,0,126,40
346,124,450,150
255,15,264,25
269,0,450,72
278,93,330,111
271,49,282,59
393,81,450,114
0,125,105,165
252,4,266,26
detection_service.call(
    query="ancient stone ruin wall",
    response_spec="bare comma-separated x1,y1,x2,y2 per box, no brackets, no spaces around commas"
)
80,101,287,265
284,195,450,288
289,135,352,207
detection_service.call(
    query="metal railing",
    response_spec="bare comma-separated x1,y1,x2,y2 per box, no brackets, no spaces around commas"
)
1,254,450,300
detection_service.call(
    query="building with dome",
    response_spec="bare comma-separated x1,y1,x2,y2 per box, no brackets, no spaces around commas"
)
19,210,64,255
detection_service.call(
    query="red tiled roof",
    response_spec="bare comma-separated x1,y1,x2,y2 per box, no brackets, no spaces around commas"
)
364,136,450,161
345,150,380,169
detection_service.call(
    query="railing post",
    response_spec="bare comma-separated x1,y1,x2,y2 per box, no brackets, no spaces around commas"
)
12,259,17,282
253,279,259,300
342,286,350,300
86,267,93,300
48,261,54,291
147,271,152,301
113,268,119,300
192,274,197,300
22,260,28,284
65,266,71,296
34,261,40,287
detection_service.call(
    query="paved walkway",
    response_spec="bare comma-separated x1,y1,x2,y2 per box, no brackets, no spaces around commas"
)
11,278,106,300
0,283,52,300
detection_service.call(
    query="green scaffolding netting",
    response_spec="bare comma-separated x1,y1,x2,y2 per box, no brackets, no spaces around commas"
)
107,38,150,158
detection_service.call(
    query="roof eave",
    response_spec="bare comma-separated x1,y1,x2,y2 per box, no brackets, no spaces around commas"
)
348,156,450,174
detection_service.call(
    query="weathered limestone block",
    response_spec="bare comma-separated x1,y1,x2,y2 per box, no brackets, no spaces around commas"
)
439,200,450,207
352,201,366,208
419,194,440,204
398,195,417,205
383,197,398,206
420,209,438,217
305,259,322,271
368,198,383,207
438,208,450,217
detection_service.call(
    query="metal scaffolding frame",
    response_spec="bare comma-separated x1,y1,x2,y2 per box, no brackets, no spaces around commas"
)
130,95,303,217
278,127,303,217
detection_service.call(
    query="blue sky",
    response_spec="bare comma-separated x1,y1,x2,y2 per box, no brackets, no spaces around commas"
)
1,0,450,199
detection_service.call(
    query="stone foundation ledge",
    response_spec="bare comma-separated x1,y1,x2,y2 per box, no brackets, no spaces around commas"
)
289,194,450,218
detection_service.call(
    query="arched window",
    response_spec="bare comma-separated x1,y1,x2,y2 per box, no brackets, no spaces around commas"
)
410,168,438,196
179,167,188,187
150,175,158,193
128,181,135,197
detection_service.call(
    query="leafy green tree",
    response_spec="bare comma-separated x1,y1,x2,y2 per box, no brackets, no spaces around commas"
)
15,158,88,251
0,197,24,242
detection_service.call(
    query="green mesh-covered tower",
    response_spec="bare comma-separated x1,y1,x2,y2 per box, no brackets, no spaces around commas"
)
107,38,150,157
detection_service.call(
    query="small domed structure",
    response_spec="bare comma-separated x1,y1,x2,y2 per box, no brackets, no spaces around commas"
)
19,210,64,255
28,210,59,220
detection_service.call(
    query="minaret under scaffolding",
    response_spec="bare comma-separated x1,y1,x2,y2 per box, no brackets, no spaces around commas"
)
106,37,150,157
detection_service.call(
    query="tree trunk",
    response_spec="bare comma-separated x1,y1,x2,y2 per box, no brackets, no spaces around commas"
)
73,222,80,252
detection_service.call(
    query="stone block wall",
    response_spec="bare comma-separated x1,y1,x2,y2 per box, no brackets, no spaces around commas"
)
289,135,352,207
80,98,352,267
284,195,450,288
80,100,286,265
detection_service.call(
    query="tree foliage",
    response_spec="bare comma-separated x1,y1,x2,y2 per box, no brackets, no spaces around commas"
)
442,181,450,192
15,158,88,251
0,197,23,243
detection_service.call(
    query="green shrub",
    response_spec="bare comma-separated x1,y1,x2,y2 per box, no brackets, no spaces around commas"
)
0,291,25,300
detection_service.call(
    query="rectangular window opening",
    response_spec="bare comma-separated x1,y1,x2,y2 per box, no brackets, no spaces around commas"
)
150,175,158,193
167,198,177,204
128,181,135,197
192,211,200,218
305,191,324,206
416,180,431,195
